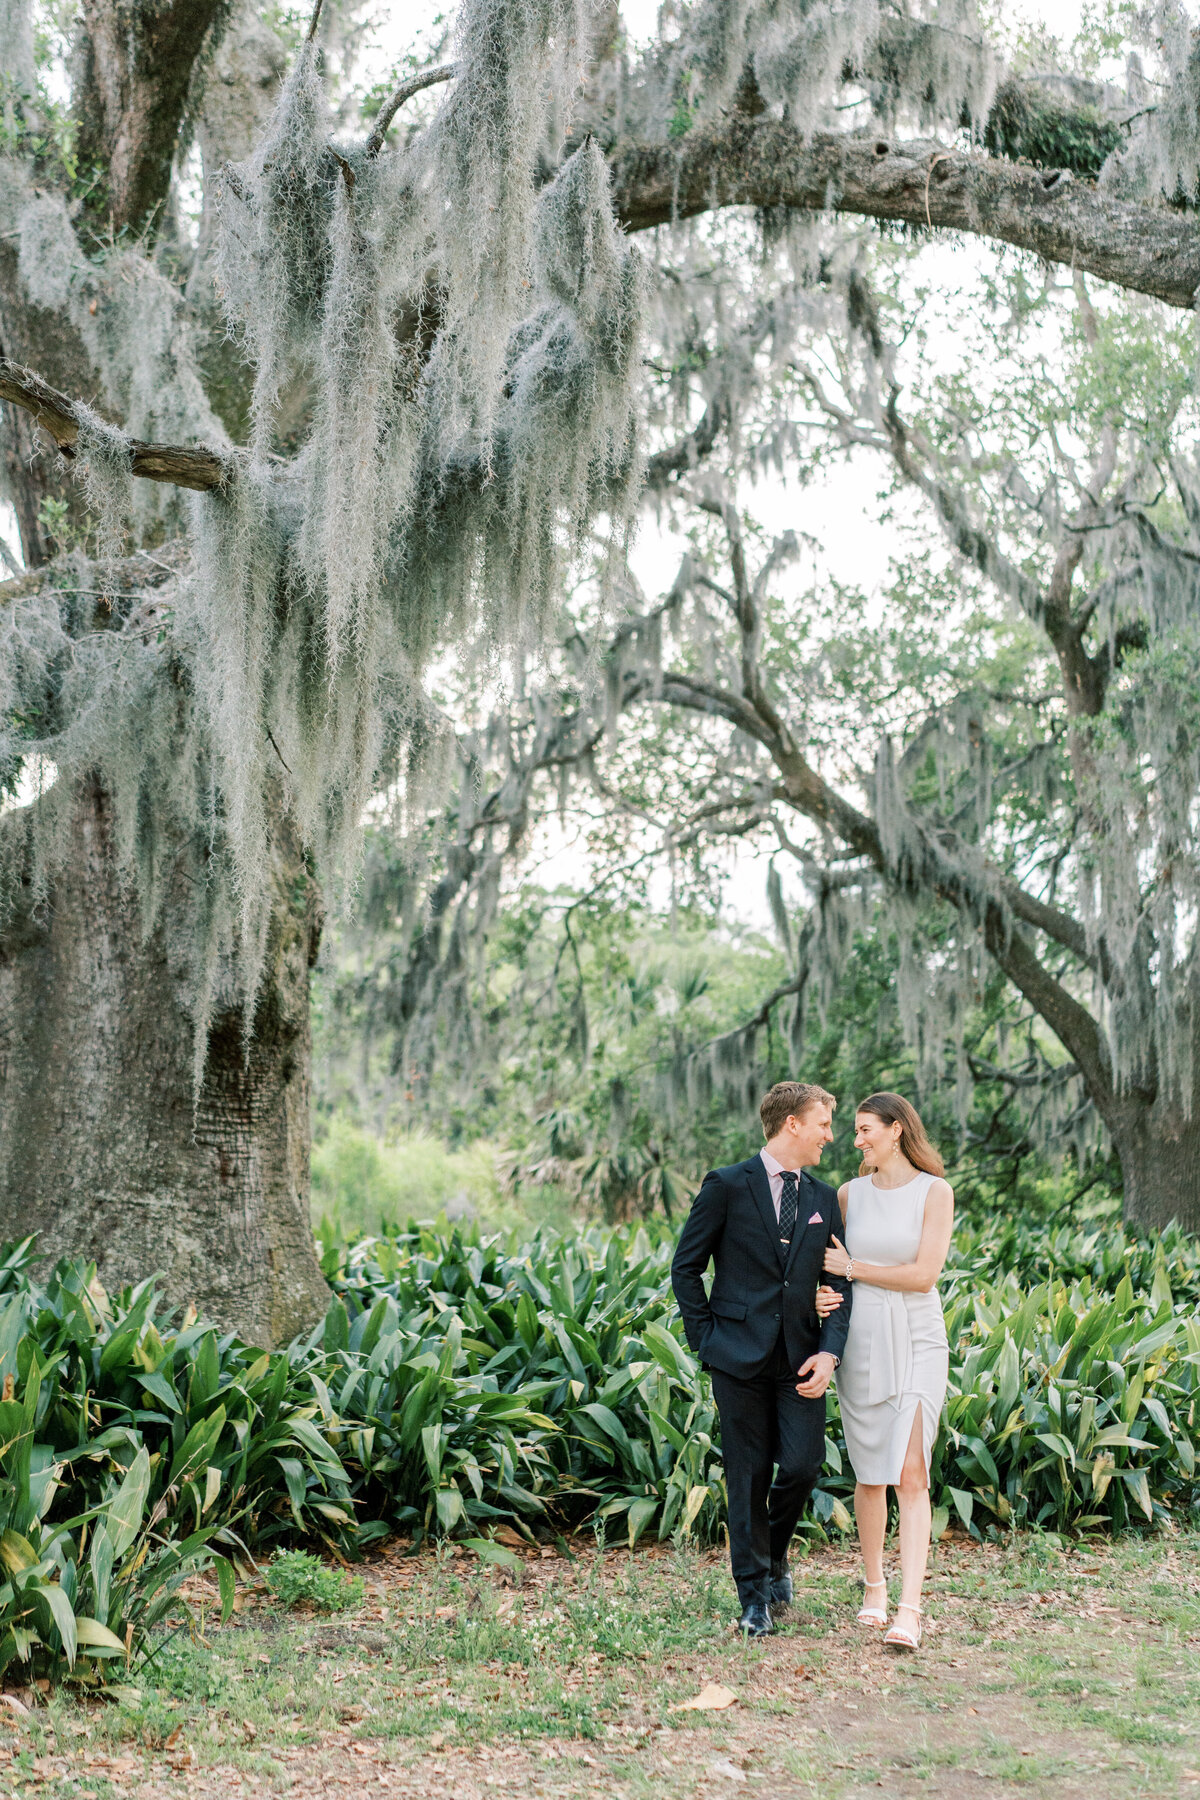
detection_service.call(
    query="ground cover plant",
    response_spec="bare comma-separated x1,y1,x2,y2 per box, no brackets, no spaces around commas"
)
1,1207,1199,1683
4,1532,1200,1798
265,1552,363,1614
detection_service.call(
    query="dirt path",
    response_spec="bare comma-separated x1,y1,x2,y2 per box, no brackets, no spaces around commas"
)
4,1533,1199,1799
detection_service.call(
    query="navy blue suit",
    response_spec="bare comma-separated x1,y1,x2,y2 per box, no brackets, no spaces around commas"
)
671,1154,852,1605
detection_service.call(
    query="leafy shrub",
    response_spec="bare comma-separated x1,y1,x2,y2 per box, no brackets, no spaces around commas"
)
317,1213,1200,1544
2,1198,1199,1678
0,1238,357,1553
0,1356,228,1683
265,1549,364,1612
311,1121,502,1237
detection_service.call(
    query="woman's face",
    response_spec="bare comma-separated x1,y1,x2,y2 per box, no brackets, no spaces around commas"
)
855,1111,901,1163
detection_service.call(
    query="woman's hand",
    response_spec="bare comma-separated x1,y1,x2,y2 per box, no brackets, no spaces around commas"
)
814,1284,843,1318
823,1235,852,1279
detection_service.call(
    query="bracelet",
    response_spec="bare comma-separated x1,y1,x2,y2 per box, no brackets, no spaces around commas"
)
845,1258,855,1281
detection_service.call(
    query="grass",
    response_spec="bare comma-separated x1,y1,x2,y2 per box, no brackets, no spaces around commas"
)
3,1531,1200,1796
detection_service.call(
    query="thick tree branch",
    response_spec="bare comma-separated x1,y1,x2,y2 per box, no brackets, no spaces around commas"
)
0,362,230,493
610,122,1200,311
981,920,1116,1115
644,392,731,489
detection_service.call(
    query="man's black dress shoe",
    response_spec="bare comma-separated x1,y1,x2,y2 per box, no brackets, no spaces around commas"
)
737,1603,774,1638
770,1565,793,1608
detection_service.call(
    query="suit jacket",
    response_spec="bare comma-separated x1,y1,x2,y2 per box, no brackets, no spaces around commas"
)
670,1154,853,1380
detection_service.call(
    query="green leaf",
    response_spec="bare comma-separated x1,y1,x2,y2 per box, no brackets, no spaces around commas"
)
578,1403,634,1462
202,1465,222,1515
275,1457,309,1529
435,1486,464,1532
462,1536,522,1572
680,1485,710,1533
106,1447,151,1560
0,1530,38,1576
38,1580,77,1667
138,1371,182,1414
168,1407,226,1486
74,1616,128,1655
89,1526,114,1624
626,1496,658,1547
949,1486,975,1530
212,1555,236,1624
421,1424,443,1485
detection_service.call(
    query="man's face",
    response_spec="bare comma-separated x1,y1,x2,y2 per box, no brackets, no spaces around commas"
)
789,1101,835,1166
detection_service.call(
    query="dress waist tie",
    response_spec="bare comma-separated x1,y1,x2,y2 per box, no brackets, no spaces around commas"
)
865,1288,913,1410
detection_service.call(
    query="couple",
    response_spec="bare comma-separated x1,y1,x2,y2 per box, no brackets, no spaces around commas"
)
671,1081,954,1648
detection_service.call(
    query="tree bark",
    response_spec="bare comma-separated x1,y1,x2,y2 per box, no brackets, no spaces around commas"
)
0,781,330,1346
1110,1095,1200,1234
74,0,230,236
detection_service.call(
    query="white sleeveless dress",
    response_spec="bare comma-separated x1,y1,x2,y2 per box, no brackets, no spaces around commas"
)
834,1172,948,1485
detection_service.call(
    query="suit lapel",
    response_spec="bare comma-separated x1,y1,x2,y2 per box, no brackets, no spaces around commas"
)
783,1170,822,1277
744,1157,788,1269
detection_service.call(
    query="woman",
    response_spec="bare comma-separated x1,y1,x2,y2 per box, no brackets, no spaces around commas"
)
816,1092,953,1650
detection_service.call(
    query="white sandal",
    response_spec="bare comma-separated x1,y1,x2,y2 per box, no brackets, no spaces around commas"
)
856,1580,888,1627
884,1603,922,1649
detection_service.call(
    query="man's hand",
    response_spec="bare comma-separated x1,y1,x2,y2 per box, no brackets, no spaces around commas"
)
795,1351,837,1398
815,1283,843,1318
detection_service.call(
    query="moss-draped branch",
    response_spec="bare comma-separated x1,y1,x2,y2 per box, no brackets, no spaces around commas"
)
610,120,1200,311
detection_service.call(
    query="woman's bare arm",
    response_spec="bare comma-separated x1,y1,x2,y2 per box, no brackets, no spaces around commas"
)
822,1181,954,1294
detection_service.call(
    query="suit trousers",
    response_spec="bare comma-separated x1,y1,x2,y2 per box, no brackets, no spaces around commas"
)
709,1335,827,1607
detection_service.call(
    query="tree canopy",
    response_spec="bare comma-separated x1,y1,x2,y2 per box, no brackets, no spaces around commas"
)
3,0,1200,1321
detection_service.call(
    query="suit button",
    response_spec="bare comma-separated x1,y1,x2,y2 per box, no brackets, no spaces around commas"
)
784,1281,790,1287
773,1312,781,1320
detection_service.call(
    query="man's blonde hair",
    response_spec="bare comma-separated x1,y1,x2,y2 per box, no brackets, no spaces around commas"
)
759,1081,837,1140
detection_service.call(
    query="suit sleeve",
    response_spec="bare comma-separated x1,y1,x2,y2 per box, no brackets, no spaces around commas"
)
670,1170,727,1354
817,1193,852,1363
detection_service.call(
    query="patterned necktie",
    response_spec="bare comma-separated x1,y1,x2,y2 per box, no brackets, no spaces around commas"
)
779,1170,799,1245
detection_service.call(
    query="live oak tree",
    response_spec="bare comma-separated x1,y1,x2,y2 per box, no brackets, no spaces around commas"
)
370,258,1200,1233
4,0,1200,1338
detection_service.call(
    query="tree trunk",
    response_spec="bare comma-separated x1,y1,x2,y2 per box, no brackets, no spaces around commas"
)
0,781,330,1346
1111,1095,1200,1235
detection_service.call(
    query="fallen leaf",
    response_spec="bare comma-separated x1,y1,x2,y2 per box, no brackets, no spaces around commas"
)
164,1726,184,1750
494,1527,525,1550
0,1696,28,1716
967,1706,979,1715
242,1720,258,1742
671,1683,737,1712
429,1733,445,1749
434,1606,457,1621
710,1757,747,1782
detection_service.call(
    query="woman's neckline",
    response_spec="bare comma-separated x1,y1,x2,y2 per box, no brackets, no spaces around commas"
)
866,1169,926,1193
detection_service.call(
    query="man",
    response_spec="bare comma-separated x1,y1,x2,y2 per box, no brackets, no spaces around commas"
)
671,1081,852,1637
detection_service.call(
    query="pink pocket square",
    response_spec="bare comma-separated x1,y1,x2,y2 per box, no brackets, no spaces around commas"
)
808,1211,822,1224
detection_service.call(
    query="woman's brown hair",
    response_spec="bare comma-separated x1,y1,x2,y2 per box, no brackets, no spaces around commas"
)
856,1091,944,1178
